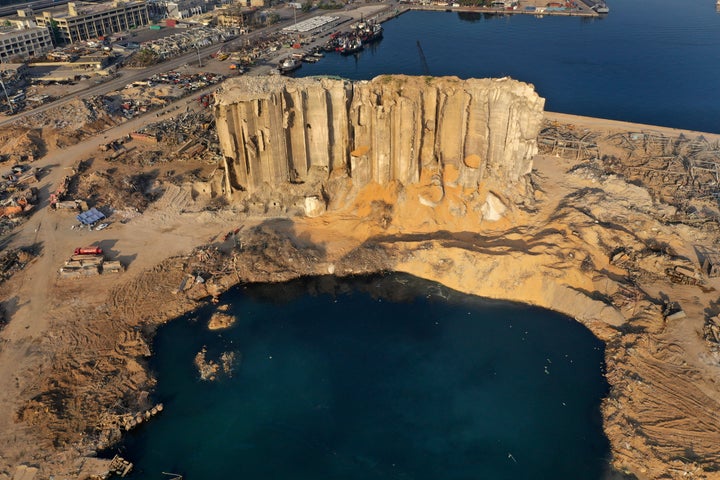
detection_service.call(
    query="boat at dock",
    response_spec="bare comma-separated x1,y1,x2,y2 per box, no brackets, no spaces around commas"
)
355,21,383,44
278,57,302,74
588,1,609,13
338,36,363,55
593,4,609,13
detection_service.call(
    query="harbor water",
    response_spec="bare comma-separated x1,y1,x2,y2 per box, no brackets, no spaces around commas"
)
119,275,610,479
297,0,720,133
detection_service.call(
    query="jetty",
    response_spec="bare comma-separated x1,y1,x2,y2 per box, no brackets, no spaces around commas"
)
108,455,133,477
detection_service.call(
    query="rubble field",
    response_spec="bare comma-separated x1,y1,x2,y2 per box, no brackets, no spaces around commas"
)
0,96,719,480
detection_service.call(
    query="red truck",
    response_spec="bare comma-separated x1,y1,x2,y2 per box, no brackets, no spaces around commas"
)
74,247,103,255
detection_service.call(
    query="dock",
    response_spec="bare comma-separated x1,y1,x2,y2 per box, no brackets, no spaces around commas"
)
108,455,133,477
405,2,600,18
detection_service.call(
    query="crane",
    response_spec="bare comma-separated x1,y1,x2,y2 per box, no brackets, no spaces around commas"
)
416,40,430,76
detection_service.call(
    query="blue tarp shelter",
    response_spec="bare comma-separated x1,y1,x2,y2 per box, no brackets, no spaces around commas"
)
76,208,105,225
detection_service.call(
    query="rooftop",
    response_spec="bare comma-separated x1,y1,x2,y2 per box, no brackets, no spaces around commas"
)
40,0,147,19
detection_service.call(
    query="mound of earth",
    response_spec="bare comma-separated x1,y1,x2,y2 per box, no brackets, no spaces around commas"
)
73,170,164,212
13,98,118,151
0,127,44,160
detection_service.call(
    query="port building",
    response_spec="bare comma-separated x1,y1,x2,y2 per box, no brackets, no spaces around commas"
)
28,1,150,45
0,20,53,62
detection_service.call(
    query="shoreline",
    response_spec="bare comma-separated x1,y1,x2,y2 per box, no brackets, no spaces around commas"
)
545,110,720,139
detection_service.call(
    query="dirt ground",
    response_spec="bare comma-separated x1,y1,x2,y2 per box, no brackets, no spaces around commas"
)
1,96,720,480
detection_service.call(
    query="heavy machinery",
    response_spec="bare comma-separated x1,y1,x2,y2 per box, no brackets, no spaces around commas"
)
49,175,72,209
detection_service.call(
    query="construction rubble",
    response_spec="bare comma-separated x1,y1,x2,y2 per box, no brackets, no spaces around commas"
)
59,253,123,278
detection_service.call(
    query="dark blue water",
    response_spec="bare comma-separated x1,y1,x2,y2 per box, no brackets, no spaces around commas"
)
297,0,720,133
120,275,610,479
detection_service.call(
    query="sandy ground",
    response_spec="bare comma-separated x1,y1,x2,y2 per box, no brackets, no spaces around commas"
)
0,95,720,479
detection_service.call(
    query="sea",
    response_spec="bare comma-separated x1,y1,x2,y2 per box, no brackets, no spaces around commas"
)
296,0,720,133
117,2,720,478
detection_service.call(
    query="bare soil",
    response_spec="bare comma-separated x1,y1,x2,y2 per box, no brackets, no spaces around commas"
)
0,108,719,480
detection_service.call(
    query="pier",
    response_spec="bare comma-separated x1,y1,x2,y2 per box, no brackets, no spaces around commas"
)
398,0,604,18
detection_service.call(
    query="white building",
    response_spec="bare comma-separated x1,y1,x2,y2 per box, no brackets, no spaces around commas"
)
149,0,222,19
0,22,53,62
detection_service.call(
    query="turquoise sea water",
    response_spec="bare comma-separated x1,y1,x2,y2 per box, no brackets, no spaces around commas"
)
119,275,610,479
297,0,720,133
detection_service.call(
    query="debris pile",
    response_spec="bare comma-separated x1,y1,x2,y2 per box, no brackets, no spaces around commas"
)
609,246,703,286
704,316,720,352
0,246,37,285
148,71,224,91
14,97,117,147
538,121,600,160
72,170,161,212
97,72,224,121
0,186,37,218
606,131,720,210
0,127,44,161
125,27,229,66
136,109,221,163
0,65,29,115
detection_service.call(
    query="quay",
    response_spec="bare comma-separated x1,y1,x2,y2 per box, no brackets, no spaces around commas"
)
403,0,601,18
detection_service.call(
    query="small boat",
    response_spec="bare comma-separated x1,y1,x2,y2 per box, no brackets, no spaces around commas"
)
302,56,319,63
591,2,609,13
278,57,302,74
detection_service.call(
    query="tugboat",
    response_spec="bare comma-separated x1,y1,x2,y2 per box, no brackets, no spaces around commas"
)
278,57,302,74
357,21,383,43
